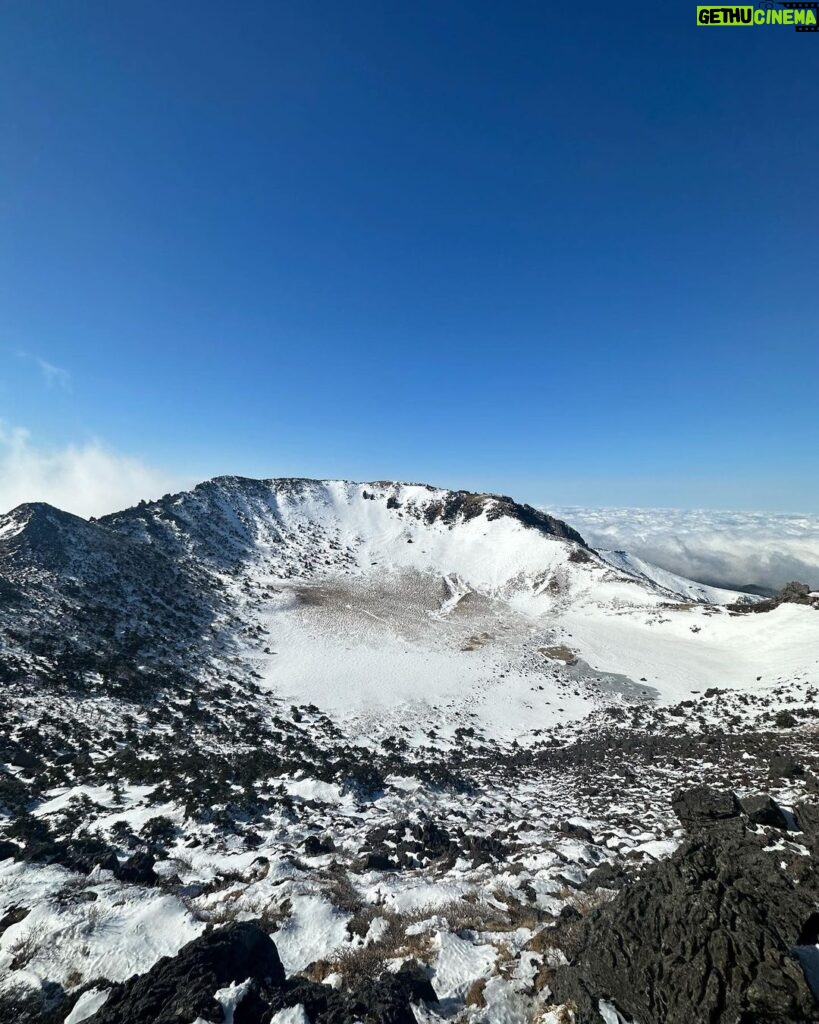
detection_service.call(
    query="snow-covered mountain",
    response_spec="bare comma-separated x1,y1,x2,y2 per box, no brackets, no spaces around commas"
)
2,478,819,1024
4,476,814,746
96,476,738,603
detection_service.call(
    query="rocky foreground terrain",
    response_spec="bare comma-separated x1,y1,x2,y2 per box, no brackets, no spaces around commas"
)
0,478,817,1023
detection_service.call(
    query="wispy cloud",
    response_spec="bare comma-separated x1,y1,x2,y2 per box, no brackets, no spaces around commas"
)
35,357,71,390
0,423,187,518
549,505,819,592
14,350,72,390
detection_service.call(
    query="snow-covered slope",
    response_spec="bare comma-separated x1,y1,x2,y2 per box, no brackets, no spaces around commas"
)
596,548,746,604
101,477,589,586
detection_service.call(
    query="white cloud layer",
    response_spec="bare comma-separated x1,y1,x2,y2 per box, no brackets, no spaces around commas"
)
0,424,185,519
550,506,819,592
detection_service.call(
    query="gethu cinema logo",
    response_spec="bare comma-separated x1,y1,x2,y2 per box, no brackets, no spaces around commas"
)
697,4,818,24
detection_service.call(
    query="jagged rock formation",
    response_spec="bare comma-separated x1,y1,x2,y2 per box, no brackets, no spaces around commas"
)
549,788,819,1024
87,923,284,1023
0,502,225,693
729,580,819,614
77,922,436,1024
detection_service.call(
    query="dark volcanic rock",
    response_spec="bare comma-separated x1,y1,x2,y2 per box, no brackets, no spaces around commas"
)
267,965,437,1024
796,800,819,835
363,815,505,870
558,819,594,843
738,793,790,829
80,920,435,1024
0,840,19,861
303,834,335,857
771,755,805,779
671,785,739,825
462,831,506,866
359,851,399,871
550,813,819,1024
419,488,587,546
87,923,284,1024
115,851,157,886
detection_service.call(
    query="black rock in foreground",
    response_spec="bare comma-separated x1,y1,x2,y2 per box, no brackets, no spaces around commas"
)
549,789,819,1024
78,922,437,1024
88,922,284,1024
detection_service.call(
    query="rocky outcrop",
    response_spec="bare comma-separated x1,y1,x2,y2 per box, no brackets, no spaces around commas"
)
83,923,436,1024
738,793,790,828
87,923,284,1024
419,489,587,545
269,964,437,1024
728,580,819,614
550,788,819,1024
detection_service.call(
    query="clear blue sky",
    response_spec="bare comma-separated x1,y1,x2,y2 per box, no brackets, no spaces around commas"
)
1,1,817,510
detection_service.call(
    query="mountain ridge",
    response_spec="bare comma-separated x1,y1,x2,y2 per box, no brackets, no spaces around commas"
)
0,475,752,610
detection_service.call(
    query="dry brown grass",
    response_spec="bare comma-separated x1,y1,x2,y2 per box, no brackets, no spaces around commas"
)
327,904,446,982
321,867,366,914
64,969,83,989
526,888,614,961
7,922,48,970
182,889,292,930
556,1001,578,1023
488,888,556,932
327,894,535,985
539,645,577,665
429,896,515,934
257,897,292,933
327,943,388,982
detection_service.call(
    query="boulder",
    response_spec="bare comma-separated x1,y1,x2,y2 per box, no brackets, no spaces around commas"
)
9,749,42,772
86,923,285,1024
394,959,437,1004
738,794,790,829
115,851,157,886
795,801,819,836
771,755,805,779
358,851,399,871
558,819,594,843
303,835,335,857
670,786,739,826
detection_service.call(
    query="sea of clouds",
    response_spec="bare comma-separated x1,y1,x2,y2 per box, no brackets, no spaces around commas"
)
549,506,819,593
